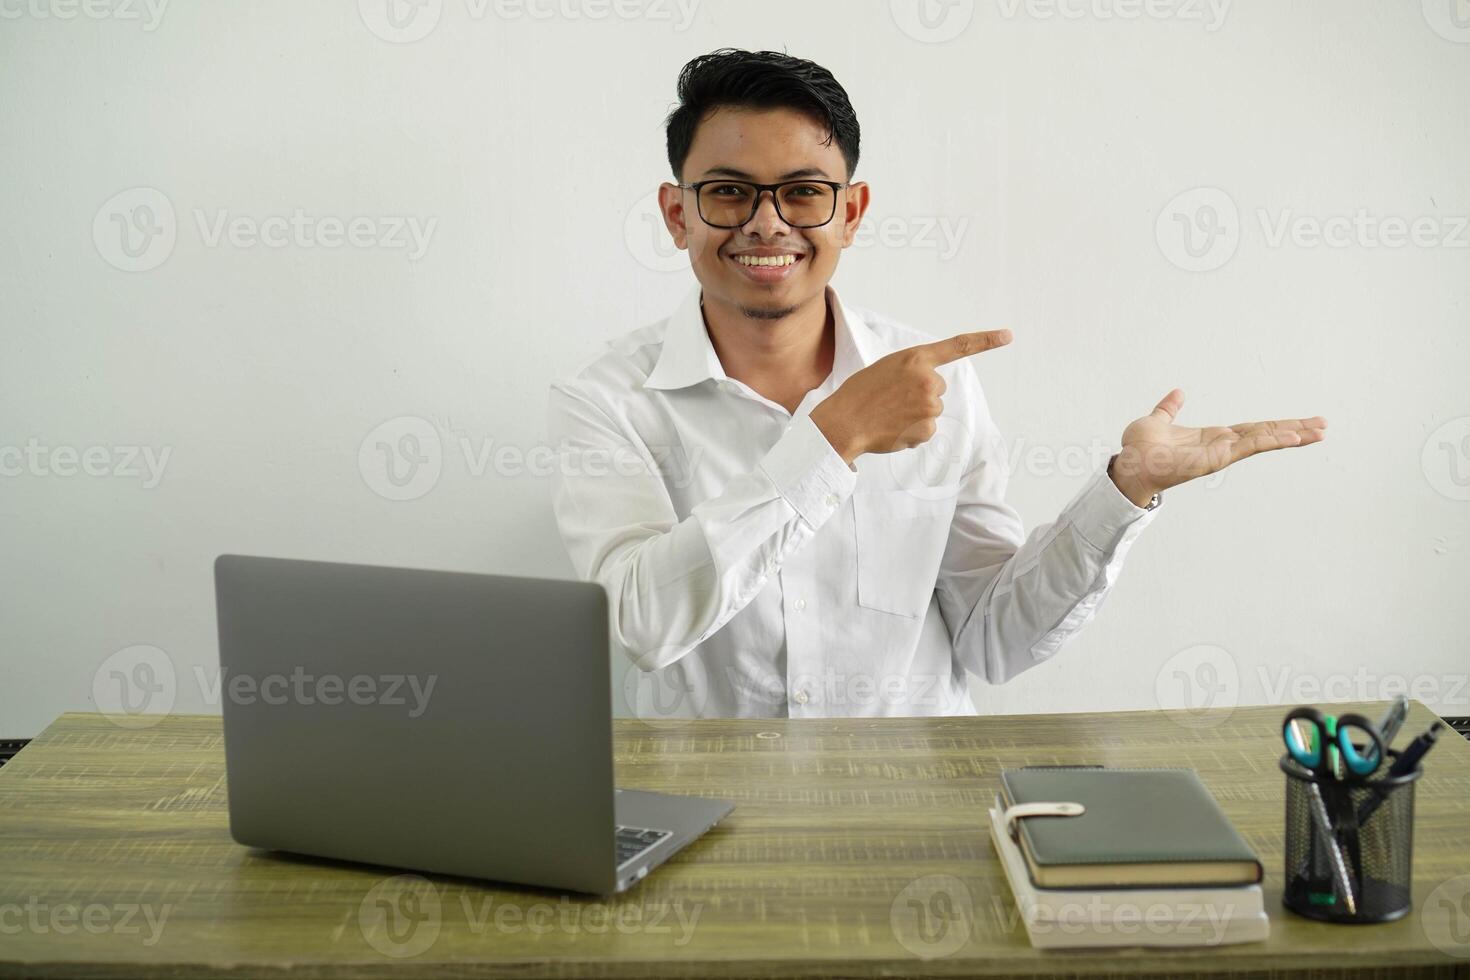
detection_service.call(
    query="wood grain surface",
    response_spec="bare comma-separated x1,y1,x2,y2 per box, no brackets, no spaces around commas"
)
1,703,1468,979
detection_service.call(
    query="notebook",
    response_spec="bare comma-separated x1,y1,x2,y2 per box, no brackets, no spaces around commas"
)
998,767,1263,889
987,803,1269,949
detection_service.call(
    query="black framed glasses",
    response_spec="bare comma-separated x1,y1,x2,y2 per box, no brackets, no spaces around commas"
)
678,179,847,229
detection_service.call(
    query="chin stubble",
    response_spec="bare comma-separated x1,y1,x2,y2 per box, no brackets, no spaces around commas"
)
739,304,800,321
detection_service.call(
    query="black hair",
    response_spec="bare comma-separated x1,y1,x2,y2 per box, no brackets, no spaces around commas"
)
664,48,861,182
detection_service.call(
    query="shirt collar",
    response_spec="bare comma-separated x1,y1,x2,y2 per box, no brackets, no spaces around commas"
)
642,282,890,392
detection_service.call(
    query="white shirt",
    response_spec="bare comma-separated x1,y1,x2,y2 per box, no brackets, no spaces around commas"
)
547,282,1159,718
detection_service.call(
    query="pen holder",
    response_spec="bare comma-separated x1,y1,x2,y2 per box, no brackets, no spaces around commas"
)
1280,752,1419,924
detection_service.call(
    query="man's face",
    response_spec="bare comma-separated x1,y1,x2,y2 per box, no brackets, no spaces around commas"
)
659,107,869,320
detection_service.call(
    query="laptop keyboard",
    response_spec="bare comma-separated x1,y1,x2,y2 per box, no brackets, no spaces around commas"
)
615,825,672,867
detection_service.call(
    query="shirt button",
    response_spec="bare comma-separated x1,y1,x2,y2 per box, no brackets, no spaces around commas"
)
794,598,806,611
794,690,810,705
824,494,839,507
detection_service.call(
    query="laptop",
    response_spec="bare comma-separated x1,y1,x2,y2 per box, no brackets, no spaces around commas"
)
213,554,734,894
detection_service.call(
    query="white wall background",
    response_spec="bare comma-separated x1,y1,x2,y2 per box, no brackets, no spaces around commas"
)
3,0,1468,738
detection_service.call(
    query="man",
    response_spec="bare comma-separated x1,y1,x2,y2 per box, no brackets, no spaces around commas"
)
548,48,1326,718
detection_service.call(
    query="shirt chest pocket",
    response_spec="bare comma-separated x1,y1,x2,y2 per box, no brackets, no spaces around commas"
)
851,489,957,619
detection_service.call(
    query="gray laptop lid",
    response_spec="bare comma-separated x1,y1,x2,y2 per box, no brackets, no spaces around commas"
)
214,554,618,893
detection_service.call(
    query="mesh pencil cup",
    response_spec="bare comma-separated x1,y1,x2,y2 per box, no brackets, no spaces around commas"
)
1280,751,1420,924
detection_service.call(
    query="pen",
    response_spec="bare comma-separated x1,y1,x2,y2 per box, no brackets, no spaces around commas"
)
1385,722,1443,778
1355,722,1443,825
1374,695,1410,749
1306,781,1357,914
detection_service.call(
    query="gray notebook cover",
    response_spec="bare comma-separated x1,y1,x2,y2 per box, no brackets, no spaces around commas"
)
999,767,1262,885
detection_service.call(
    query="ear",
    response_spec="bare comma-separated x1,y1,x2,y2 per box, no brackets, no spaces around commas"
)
838,180,871,249
658,182,691,251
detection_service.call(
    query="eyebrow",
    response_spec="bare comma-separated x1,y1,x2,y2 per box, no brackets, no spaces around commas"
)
699,166,833,181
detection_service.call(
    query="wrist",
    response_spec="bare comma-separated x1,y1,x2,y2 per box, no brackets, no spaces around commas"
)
1108,453,1158,509
810,402,862,467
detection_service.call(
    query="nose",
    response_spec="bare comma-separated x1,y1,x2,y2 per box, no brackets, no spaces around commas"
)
741,189,790,237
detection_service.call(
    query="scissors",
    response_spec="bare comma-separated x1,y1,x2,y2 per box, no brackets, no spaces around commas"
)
1282,706,1386,780
1281,706,1385,916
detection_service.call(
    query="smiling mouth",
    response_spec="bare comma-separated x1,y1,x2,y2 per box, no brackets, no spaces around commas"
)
727,251,806,281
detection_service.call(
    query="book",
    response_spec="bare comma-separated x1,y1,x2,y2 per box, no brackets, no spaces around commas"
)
999,767,1264,889
988,803,1269,949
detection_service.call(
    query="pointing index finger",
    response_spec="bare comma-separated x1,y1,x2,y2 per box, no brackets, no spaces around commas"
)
917,329,1014,365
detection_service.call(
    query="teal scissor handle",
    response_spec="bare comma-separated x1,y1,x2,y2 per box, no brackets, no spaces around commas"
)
1283,706,1385,778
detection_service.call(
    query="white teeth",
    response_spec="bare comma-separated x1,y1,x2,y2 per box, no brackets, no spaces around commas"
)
735,254,797,267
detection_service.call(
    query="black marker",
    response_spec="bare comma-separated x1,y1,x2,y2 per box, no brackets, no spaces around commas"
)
1357,722,1444,825
1385,722,1444,778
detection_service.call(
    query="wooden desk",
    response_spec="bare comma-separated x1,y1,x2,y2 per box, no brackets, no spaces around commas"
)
1,704,1468,978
